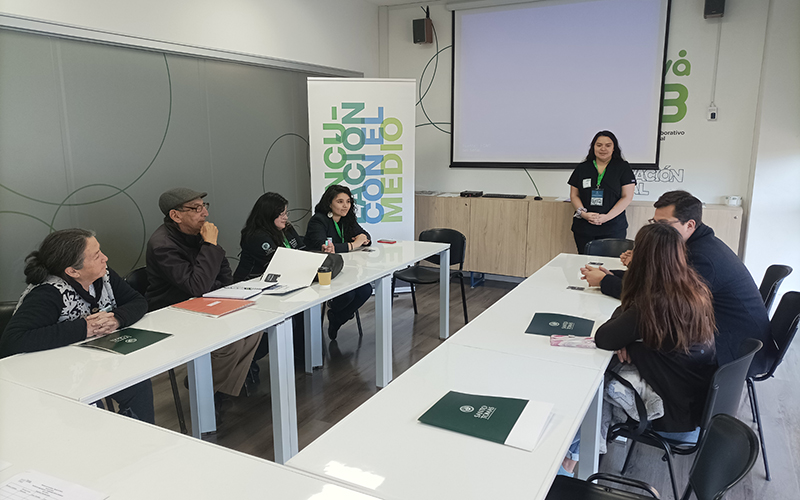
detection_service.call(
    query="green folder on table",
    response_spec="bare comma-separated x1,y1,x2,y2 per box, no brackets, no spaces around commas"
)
418,391,553,451
80,327,171,355
525,313,594,337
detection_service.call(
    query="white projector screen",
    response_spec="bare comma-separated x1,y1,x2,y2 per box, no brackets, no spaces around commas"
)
451,0,670,169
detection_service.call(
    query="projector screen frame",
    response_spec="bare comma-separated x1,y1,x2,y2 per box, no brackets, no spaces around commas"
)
448,1,673,171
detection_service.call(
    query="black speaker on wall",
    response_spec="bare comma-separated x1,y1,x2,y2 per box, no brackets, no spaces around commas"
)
704,0,725,19
413,18,433,44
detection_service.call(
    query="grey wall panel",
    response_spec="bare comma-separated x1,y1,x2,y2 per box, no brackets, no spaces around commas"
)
0,29,317,301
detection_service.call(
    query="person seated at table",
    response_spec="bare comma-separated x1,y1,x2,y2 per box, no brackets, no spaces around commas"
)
146,187,261,416
233,192,305,281
579,190,773,376
305,184,372,340
234,191,305,371
560,222,717,476
0,228,155,423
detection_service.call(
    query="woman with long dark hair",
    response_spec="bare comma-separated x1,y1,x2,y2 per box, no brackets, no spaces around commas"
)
568,130,636,254
560,222,716,476
234,192,305,281
0,228,154,423
305,184,372,340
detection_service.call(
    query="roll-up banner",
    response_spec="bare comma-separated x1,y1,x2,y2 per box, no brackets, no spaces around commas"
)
308,78,415,243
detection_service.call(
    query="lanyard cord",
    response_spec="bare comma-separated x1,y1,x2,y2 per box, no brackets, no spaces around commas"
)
593,160,607,188
333,220,344,243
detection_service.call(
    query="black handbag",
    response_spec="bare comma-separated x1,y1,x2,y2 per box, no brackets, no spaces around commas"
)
312,253,344,282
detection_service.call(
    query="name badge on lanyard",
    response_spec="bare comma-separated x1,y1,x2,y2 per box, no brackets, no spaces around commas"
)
591,189,604,206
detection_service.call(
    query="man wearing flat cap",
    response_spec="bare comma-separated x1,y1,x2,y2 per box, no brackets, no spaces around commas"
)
145,188,261,413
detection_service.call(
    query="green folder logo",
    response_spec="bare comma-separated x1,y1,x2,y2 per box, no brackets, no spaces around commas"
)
459,405,474,413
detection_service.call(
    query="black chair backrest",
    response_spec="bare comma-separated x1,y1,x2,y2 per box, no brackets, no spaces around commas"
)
584,238,634,257
419,228,467,269
686,414,759,500
759,264,792,312
125,267,149,296
0,301,17,334
762,291,800,379
699,338,761,432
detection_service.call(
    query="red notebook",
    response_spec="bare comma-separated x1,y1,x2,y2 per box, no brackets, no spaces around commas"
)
170,297,255,318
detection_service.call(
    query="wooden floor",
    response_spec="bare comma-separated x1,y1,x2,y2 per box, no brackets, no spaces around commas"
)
149,280,800,499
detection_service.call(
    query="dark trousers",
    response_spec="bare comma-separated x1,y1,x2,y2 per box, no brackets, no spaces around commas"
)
110,379,155,424
329,283,372,325
574,228,627,255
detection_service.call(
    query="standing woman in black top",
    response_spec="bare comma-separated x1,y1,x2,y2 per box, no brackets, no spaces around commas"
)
234,192,305,282
568,131,636,254
306,184,372,340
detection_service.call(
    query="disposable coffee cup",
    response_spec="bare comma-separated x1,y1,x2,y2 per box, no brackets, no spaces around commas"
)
317,266,332,286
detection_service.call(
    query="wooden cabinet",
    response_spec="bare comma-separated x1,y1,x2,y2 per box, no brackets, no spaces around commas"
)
415,194,743,277
468,197,529,276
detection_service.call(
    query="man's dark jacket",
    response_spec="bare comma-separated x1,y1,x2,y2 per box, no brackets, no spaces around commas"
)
145,220,232,311
599,223,775,375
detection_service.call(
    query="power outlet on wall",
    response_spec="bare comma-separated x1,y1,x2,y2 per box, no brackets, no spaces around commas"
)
707,106,718,121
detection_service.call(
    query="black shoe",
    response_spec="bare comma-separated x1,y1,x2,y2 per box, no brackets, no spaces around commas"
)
327,309,341,340
247,360,260,385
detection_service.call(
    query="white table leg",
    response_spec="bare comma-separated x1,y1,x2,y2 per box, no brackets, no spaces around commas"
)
374,275,392,388
269,319,299,464
439,247,450,339
576,382,603,480
187,352,215,438
304,304,323,373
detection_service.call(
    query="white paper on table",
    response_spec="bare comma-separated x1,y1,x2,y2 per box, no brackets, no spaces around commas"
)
0,470,107,500
262,248,328,287
0,461,10,473
504,400,555,452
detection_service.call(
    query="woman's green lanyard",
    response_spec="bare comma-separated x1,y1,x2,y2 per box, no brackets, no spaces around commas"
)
282,234,292,248
593,160,607,188
333,220,345,243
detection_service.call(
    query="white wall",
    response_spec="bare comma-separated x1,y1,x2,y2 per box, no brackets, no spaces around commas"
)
744,0,800,302
0,0,380,77
384,0,771,205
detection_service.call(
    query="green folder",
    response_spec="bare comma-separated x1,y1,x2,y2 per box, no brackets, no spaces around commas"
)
525,312,594,337
418,391,529,445
80,327,171,355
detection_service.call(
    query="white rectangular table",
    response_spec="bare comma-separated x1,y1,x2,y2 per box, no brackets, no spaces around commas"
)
251,241,451,388
0,379,380,500
287,253,624,498
0,306,285,440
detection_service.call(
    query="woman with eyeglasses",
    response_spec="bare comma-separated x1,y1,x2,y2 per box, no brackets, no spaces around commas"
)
305,184,372,340
568,131,636,254
234,192,305,282
234,192,307,374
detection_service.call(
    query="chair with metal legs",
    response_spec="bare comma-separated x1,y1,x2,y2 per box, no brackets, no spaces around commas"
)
746,291,800,480
125,267,188,434
393,228,469,324
546,414,759,500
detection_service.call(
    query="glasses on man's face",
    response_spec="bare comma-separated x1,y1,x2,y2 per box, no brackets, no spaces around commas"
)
648,217,680,225
179,202,209,213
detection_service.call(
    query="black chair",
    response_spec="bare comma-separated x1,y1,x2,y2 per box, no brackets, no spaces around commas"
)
758,265,792,313
584,238,635,258
320,301,363,338
125,267,188,434
392,228,469,324
0,301,16,334
746,291,800,480
608,338,762,500
546,414,759,500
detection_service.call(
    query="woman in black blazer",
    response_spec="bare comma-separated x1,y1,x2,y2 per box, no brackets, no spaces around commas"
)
306,184,372,340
